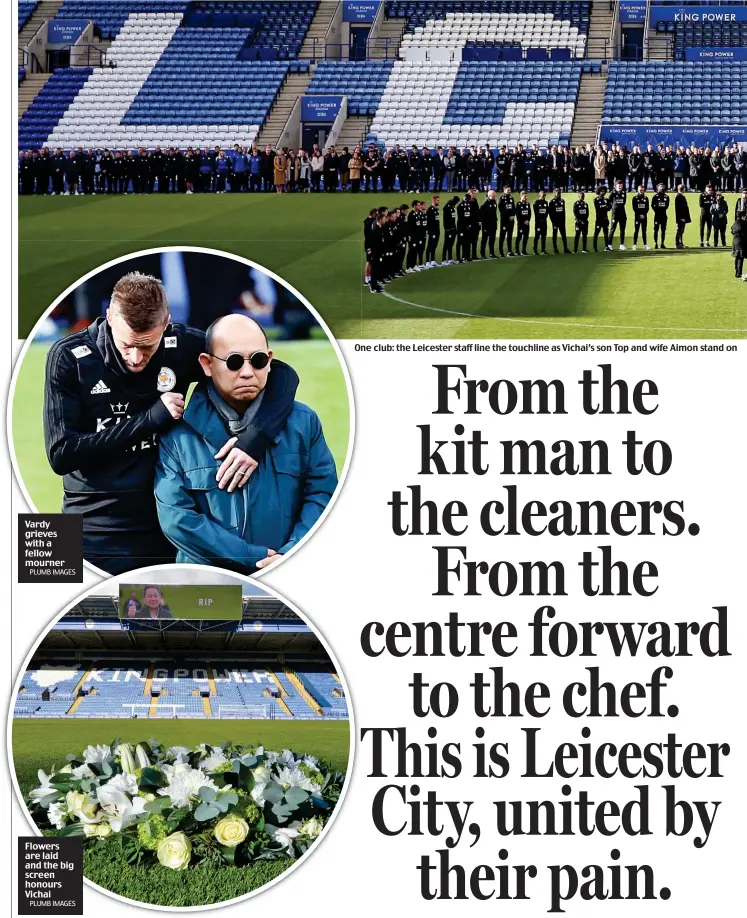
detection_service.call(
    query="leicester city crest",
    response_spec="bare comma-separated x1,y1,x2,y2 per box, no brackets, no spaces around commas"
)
156,366,176,392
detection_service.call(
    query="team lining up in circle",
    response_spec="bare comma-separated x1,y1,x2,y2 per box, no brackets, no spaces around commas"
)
363,183,747,293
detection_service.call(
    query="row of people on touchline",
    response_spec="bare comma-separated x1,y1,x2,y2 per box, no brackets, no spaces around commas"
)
18,143,353,195
19,140,747,196
349,141,747,193
363,185,747,292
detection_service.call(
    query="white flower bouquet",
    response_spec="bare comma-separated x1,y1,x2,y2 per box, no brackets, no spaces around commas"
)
26,740,343,869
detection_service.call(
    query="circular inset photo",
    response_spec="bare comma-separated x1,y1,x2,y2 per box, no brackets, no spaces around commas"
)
10,247,353,576
10,567,352,909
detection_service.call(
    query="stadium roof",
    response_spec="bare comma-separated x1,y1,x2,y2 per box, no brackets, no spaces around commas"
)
38,595,327,656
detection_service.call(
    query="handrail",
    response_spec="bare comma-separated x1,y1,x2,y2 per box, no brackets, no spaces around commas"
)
643,0,652,58
610,0,621,58
300,35,394,61
323,36,393,61
20,47,44,73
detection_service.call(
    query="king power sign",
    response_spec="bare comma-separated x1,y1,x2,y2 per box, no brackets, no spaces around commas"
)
650,4,747,22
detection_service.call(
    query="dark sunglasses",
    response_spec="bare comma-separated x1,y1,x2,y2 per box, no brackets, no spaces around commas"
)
210,351,270,372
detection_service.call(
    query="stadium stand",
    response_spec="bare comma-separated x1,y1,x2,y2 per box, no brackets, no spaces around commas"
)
398,9,588,58
365,60,580,149
14,594,349,721
14,659,347,720
602,61,747,125
19,1,39,32
54,0,187,40
304,4,589,153
307,60,393,116
672,20,747,59
19,67,92,151
20,2,321,151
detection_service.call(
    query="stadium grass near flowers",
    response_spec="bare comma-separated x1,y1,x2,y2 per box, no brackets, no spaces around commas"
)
12,340,350,515
14,720,349,906
19,192,746,340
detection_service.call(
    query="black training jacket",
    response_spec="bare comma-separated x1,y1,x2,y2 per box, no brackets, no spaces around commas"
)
43,317,298,561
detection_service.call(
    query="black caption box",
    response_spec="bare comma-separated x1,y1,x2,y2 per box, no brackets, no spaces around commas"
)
18,514,83,584
18,836,83,915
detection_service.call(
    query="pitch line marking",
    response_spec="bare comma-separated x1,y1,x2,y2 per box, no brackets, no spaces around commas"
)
381,288,747,335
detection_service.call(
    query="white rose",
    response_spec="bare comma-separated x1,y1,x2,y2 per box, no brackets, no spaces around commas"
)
157,832,192,870
299,816,323,839
214,817,249,848
84,822,112,838
66,791,98,821
252,765,271,784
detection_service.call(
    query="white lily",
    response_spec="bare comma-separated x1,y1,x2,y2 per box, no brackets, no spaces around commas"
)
135,744,151,769
266,821,302,853
120,744,136,774
105,772,138,796
96,783,146,833
29,770,56,804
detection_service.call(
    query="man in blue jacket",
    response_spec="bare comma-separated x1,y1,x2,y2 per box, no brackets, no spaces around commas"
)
154,314,338,573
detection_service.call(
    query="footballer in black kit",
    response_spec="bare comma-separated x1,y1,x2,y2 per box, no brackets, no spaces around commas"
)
609,181,628,249
594,189,611,252
699,183,715,247
442,196,458,262
632,185,650,250
573,192,590,253
515,190,532,255
425,195,441,264
652,184,670,249
43,275,298,574
548,189,570,254
498,185,517,257
533,191,549,254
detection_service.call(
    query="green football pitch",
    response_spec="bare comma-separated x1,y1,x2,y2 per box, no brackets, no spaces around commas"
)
12,718,350,906
12,718,350,800
19,192,746,340
12,340,350,515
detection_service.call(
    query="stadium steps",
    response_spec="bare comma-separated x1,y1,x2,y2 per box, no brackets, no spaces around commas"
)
256,71,314,148
66,665,94,714
336,114,373,150
66,694,85,715
370,16,406,60
148,697,159,716
18,0,65,66
266,668,288,696
206,664,218,696
284,668,323,716
277,696,294,717
18,72,51,118
201,696,212,716
143,662,155,697
331,669,340,683
586,0,614,59
570,70,607,146
646,26,672,60
299,0,339,59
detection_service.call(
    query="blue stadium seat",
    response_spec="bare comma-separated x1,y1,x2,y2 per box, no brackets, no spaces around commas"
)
18,0,38,32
